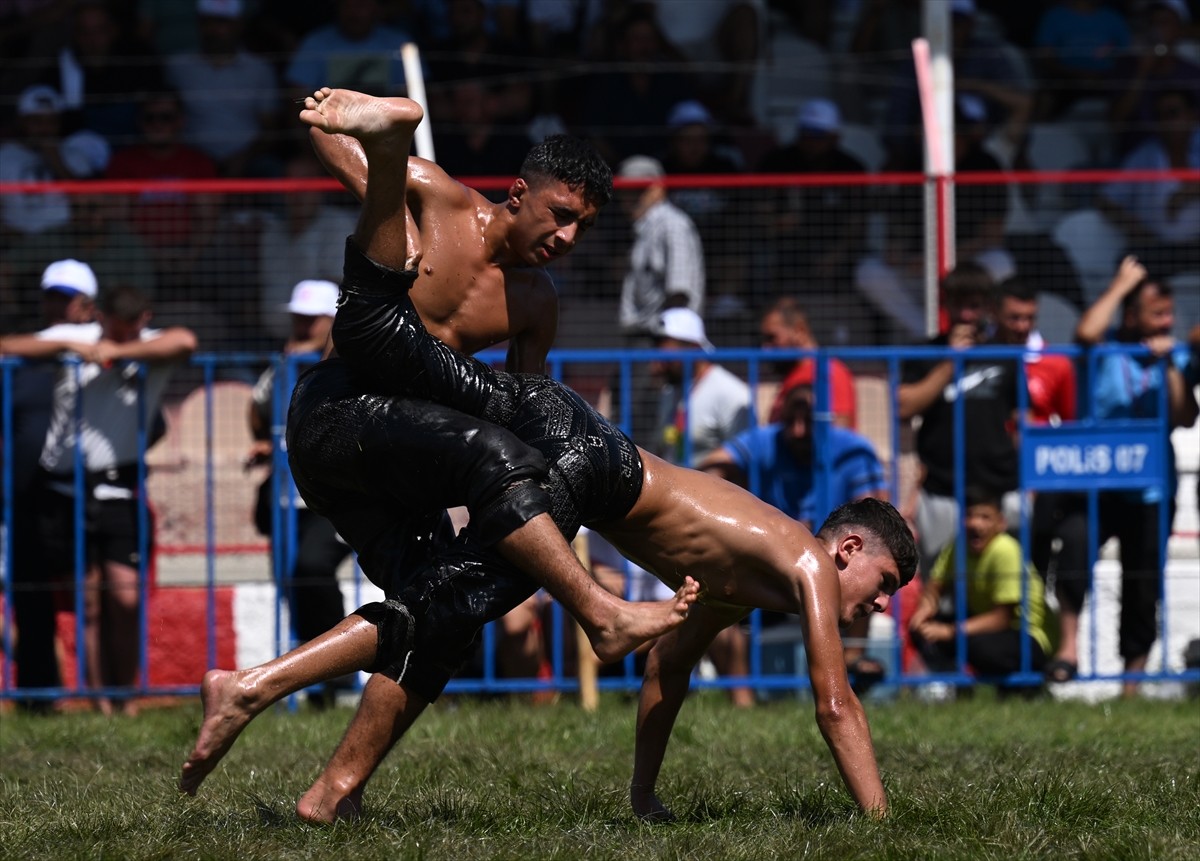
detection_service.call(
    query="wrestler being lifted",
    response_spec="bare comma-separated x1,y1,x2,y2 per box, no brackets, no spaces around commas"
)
296,86,698,661
179,89,698,797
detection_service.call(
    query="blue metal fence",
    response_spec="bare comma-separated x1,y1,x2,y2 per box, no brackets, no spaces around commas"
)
2,345,1196,704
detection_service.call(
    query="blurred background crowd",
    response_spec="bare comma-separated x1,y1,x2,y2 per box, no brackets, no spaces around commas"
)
2,0,1198,355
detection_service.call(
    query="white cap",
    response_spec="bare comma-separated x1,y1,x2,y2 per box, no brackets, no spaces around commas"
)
667,100,714,129
796,98,841,134
287,279,339,317
41,259,98,298
617,155,665,180
197,0,243,18
18,85,63,117
656,308,714,352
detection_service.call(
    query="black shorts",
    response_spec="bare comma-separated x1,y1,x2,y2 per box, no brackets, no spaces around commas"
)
284,238,647,698
332,236,645,535
287,358,548,594
37,465,153,575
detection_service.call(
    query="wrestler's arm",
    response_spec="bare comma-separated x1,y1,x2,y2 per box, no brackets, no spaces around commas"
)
307,127,451,217
505,272,558,374
633,604,745,820
797,552,888,817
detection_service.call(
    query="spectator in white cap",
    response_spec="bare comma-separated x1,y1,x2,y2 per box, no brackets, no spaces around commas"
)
756,97,869,297
284,279,340,353
616,155,706,338
41,258,99,326
650,307,749,466
649,304,754,707
0,256,100,707
247,277,350,706
615,154,706,447
1,285,197,716
0,85,111,237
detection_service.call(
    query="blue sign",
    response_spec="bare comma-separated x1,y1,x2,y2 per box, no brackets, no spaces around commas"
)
1020,422,1164,491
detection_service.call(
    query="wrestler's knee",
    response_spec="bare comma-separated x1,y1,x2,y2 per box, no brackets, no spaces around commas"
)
354,598,418,676
455,423,551,546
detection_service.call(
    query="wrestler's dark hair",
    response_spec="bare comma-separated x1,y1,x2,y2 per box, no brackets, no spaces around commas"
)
520,134,613,209
816,498,919,587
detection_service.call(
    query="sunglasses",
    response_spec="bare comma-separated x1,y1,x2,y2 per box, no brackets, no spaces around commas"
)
143,111,180,123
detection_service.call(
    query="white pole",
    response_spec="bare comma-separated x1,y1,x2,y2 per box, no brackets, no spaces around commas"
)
916,0,956,336
400,42,435,162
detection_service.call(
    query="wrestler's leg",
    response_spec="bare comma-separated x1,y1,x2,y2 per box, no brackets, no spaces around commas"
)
296,674,426,824
495,517,698,664
179,614,378,796
297,544,539,822
299,87,418,272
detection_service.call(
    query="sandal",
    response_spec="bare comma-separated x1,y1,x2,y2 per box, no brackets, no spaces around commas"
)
1044,658,1078,683
847,656,886,695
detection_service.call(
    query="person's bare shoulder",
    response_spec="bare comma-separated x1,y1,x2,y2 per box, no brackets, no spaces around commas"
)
407,156,483,214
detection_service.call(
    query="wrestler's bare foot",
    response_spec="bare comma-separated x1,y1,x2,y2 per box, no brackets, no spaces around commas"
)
631,785,677,824
179,669,262,796
299,87,423,142
296,778,364,825
590,577,699,664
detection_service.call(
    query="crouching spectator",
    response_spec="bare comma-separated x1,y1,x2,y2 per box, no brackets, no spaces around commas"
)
909,486,1051,693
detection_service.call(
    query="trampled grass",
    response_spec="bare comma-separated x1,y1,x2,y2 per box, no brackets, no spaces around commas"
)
1,691,1198,860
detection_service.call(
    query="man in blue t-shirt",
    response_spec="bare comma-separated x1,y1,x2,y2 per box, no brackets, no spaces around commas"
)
1062,256,1199,695
703,384,887,528
701,383,890,686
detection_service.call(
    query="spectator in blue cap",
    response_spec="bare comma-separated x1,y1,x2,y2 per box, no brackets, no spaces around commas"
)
756,98,869,298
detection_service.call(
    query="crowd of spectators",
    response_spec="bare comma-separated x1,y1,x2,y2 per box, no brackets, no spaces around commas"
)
1,0,1198,351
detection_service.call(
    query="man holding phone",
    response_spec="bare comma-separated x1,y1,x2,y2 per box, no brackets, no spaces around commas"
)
896,262,1023,574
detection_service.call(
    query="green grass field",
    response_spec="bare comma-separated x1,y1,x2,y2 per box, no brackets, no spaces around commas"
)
1,691,1198,860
